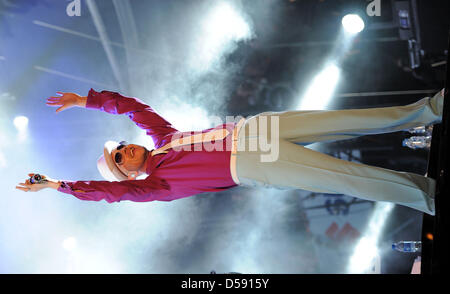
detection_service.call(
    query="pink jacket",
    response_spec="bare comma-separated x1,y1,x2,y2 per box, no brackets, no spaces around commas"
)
57,89,239,203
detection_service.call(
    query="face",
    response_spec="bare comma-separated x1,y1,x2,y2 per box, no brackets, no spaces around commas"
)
111,142,148,176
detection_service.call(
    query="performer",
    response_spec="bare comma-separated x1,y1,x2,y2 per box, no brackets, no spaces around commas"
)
16,88,445,215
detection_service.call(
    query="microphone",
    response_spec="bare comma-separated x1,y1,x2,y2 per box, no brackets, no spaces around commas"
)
29,174,48,184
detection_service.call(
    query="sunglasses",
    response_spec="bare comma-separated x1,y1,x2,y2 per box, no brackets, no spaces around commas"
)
114,141,127,165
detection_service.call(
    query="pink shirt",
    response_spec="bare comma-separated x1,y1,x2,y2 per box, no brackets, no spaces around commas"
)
57,89,238,203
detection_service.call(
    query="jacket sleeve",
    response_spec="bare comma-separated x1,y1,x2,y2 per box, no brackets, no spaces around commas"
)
86,88,178,147
57,176,172,203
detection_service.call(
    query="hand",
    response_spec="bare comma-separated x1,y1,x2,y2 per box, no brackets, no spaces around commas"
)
46,91,86,113
16,173,54,192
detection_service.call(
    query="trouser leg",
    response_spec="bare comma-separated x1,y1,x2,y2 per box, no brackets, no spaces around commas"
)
245,91,443,144
235,92,443,215
236,139,435,215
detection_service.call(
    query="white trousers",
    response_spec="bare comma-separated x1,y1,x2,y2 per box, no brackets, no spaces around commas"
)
235,91,444,215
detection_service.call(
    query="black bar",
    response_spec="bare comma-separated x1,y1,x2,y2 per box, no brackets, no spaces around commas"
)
421,29,450,274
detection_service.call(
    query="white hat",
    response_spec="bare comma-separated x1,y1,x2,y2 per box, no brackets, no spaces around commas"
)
97,141,128,181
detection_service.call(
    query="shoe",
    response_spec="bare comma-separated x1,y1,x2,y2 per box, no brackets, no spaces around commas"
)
431,88,445,116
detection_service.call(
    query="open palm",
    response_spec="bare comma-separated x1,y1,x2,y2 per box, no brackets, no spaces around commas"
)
46,91,83,113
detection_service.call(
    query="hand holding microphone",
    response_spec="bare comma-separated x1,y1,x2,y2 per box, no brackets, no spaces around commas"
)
16,173,51,192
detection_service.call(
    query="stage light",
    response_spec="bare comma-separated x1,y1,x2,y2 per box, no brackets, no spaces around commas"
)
341,14,365,34
347,202,394,273
62,237,77,251
13,116,29,131
348,236,379,273
207,2,250,40
196,1,252,70
298,63,340,110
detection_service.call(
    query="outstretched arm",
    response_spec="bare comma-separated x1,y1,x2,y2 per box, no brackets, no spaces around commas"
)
46,89,178,147
16,173,172,203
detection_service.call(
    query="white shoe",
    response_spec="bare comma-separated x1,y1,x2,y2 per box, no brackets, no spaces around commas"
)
431,88,445,116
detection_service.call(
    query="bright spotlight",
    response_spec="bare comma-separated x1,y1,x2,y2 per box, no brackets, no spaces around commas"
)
208,2,250,40
347,202,394,273
348,236,379,273
298,63,340,110
196,2,252,70
13,116,29,131
62,237,77,251
342,14,365,34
